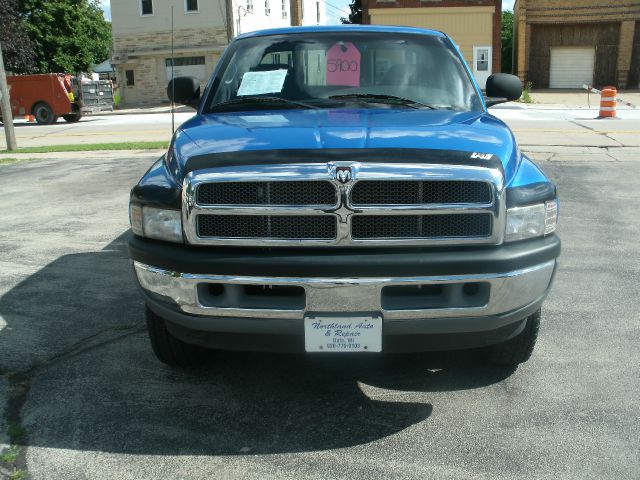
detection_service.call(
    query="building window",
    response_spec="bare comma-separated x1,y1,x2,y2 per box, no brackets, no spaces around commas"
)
247,0,253,12
281,0,287,18
165,56,206,67
125,70,135,86
165,56,207,82
265,0,270,15
185,0,198,12
316,0,319,23
140,0,153,15
476,51,489,72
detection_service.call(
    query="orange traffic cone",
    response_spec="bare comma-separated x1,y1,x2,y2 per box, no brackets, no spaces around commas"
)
26,114,36,122
598,87,617,119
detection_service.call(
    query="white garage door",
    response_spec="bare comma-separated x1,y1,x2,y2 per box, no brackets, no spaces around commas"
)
549,47,595,88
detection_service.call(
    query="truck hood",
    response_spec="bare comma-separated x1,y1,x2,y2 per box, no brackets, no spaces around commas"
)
172,108,519,181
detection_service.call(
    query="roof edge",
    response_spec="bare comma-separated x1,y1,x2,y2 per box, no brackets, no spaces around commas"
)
234,25,446,41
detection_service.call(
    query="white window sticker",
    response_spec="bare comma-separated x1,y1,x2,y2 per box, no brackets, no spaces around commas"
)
239,114,289,124
237,69,288,96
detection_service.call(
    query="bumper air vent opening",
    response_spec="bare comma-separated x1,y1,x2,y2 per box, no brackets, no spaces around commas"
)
198,283,305,311
381,282,490,310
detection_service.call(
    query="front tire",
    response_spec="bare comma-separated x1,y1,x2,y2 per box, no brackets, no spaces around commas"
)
63,112,82,123
33,102,58,125
486,309,541,366
145,306,208,367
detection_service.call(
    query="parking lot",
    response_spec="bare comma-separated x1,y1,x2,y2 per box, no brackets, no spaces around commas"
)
1,109,639,479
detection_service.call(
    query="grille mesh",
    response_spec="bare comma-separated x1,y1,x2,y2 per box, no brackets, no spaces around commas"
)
351,214,492,239
351,181,492,205
197,215,337,239
197,181,336,206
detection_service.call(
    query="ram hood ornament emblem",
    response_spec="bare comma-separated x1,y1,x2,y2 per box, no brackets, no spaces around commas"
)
335,166,352,184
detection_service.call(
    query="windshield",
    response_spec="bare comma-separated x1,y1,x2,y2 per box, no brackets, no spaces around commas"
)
204,31,483,113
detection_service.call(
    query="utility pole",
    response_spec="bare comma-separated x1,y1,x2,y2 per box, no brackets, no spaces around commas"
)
0,41,17,151
171,5,175,134
290,0,302,26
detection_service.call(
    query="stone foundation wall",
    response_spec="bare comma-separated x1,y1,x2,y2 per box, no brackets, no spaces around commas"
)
113,26,228,107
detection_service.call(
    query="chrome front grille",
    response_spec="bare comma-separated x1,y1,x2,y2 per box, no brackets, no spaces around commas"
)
197,214,337,240
351,214,493,239
183,162,505,247
351,180,492,206
197,181,337,206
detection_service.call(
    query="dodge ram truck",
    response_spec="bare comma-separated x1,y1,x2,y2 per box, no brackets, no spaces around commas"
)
129,26,560,367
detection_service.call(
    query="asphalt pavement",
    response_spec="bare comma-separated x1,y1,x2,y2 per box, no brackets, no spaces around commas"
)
0,146,639,478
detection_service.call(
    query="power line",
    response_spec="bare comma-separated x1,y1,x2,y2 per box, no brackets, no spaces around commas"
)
318,0,347,14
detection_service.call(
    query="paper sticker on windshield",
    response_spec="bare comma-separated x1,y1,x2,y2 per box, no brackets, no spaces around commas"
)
237,69,288,96
326,42,361,87
239,114,289,125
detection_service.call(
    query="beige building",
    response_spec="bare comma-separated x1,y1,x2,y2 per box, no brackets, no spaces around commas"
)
110,0,230,107
514,0,640,89
110,0,328,107
362,0,502,88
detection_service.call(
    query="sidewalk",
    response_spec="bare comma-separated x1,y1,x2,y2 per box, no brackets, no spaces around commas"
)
527,89,640,109
95,91,640,115
88,105,193,116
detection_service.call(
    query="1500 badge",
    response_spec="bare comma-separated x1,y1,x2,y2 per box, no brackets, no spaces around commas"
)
470,152,493,160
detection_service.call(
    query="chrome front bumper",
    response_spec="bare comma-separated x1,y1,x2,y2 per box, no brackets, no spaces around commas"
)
133,260,556,325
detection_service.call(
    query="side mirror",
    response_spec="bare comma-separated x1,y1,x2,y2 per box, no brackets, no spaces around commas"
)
167,76,200,108
484,73,523,107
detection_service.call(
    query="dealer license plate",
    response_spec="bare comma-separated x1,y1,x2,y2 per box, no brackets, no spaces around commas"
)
304,315,382,353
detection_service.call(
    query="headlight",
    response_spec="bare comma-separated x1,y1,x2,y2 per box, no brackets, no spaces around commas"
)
129,204,182,243
506,199,557,242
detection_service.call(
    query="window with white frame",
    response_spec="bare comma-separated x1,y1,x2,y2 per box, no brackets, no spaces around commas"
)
185,0,198,12
140,0,153,15
247,0,253,12
265,0,270,15
165,56,207,82
281,0,287,18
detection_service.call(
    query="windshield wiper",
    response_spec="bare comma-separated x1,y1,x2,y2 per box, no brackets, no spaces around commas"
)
328,93,436,110
209,96,318,112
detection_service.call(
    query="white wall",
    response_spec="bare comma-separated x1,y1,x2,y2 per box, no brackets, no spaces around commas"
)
301,0,327,26
234,0,290,35
233,0,327,35
111,0,228,34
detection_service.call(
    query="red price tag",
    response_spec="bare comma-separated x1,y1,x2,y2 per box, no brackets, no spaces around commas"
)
326,42,361,87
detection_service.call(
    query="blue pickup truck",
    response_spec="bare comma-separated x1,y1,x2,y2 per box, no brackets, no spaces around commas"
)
128,26,560,368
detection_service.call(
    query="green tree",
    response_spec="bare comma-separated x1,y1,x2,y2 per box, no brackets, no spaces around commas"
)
17,0,111,73
0,0,36,73
341,0,362,24
501,10,513,74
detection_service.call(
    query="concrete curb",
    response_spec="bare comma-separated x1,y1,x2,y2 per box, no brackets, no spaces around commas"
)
0,149,165,163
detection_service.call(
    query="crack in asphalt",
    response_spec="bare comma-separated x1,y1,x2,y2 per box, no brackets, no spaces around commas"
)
522,146,631,162
569,119,625,149
0,324,145,479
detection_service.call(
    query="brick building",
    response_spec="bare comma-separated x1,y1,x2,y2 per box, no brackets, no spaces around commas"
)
361,0,502,88
514,0,640,89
